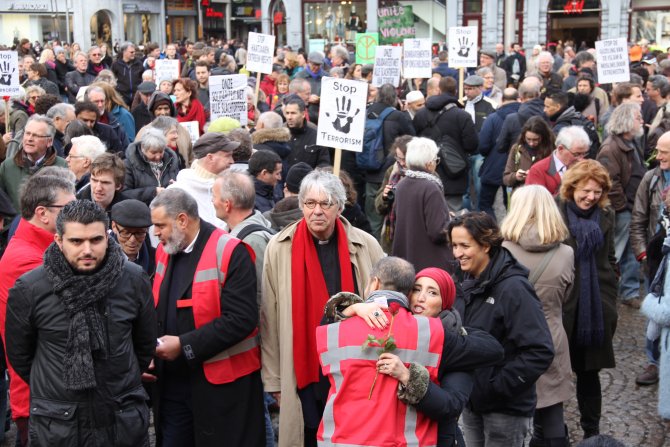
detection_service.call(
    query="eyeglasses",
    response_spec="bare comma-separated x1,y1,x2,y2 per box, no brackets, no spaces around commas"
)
395,155,405,163
24,131,51,139
117,228,148,240
303,200,335,210
90,53,102,57
565,147,589,158
433,157,441,165
66,154,87,159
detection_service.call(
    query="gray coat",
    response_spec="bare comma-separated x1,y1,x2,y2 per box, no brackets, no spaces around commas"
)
503,228,575,409
123,141,180,205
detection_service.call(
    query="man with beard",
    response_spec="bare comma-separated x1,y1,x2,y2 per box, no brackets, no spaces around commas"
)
149,188,265,447
597,103,646,309
284,96,330,168
5,200,156,446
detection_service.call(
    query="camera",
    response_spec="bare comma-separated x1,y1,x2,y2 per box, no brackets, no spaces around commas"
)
385,186,396,202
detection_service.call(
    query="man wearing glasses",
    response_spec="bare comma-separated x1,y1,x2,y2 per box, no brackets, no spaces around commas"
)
0,115,68,213
526,126,592,195
261,170,383,447
86,45,109,77
111,199,155,277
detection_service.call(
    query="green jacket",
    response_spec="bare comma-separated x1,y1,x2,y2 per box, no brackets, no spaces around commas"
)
0,147,68,214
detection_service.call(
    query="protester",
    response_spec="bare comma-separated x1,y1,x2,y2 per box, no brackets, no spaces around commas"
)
503,116,555,193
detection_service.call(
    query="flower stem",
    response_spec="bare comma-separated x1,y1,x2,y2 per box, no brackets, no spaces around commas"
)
368,370,379,400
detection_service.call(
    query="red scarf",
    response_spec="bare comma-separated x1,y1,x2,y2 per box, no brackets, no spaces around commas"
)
291,218,354,389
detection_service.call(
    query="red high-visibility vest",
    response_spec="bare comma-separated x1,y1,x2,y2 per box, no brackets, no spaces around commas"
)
316,306,444,446
153,228,261,385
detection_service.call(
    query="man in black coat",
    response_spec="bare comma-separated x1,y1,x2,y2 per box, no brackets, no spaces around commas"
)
284,96,330,168
414,76,478,211
149,188,265,447
65,51,96,103
74,100,127,154
111,199,156,278
6,200,156,446
132,81,156,135
495,77,545,157
111,42,144,107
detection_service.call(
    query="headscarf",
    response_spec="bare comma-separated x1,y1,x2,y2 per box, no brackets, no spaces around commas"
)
415,267,456,311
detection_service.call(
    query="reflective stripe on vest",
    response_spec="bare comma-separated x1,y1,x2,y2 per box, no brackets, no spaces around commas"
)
152,228,261,385
317,312,442,447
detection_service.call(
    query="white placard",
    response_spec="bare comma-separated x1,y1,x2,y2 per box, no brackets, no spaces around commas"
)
317,77,368,152
448,27,478,68
154,59,180,82
403,38,432,79
0,51,21,96
180,121,199,145
595,38,630,84
372,46,402,87
209,74,248,126
246,32,276,74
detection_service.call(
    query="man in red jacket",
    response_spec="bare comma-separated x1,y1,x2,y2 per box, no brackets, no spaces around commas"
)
0,172,75,446
525,126,591,195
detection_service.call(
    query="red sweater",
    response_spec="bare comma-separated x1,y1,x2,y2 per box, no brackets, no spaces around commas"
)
525,154,562,196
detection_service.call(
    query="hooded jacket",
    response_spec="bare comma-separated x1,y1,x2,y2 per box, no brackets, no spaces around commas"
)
252,127,292,160
148,91,177,117
123,141,180,205
454,247,554,416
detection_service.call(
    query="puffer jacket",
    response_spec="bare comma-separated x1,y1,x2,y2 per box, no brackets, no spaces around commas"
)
454,247,554,416
123,141,180,205
631,167,667,259
5,261,156,447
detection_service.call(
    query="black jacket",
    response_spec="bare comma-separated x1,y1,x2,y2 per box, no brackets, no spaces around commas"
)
123,141,180,205
131,102,153,135
413,94,479,195
92,121,126,154
365,102,416,183
65,70,96,102
287,122,331,168
454,247,554,416
478,101,521,186
253,178,276,213
54,59,73,95
495,97,546,156
86,61,110,78
6,261,156,446
111,58,144,105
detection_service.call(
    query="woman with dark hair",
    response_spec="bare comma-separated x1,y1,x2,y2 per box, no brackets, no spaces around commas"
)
173,77,206,135
557,159,617,439
503,116,555,192
447,212,554,447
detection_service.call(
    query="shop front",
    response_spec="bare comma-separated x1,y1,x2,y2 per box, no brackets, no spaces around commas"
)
1,0,73,44
630,0,670,50
167,0,199,42
303,1,366,46
123,1,164,46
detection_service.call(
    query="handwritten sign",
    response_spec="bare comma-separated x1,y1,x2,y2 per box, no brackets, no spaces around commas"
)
209,74,248,125
180,121,199,145
403,39,432,79
317,77,368,153
595,38,630,84
378,5,416,45
0,52,21,96
372,46,402,87
154,59,180,82
356,33,378,64
448,27,478,68
246,32,275,74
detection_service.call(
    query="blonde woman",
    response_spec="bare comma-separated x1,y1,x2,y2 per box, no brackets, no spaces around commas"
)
501,185,575,446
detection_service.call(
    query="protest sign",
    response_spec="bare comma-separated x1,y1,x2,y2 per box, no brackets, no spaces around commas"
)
317,77,368,153
0,51,21,96
378,5,416,45
180,121,200,145
356,33,378,64
372,46,402,87
154,59,180,82
246,32,275,74
209,74,248,125
448,27,478,68
403,38,432,79
595,38,630,84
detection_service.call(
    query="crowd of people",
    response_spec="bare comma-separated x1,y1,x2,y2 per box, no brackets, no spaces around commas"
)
0,34,667,447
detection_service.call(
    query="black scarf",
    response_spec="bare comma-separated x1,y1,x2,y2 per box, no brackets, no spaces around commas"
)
566,201,604,347
43,238,125,391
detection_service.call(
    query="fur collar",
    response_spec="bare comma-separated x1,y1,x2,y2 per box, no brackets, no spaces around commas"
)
252,127,291,145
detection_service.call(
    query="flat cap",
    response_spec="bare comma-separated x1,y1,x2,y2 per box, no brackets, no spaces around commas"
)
464,75,484,86
192,132,240,159
137,81,157,94
111,199,152,228
308,51,324,65
480,49,496,59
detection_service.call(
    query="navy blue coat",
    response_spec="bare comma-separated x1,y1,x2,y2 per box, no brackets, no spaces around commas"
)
478,102,521,186
494,97,546,156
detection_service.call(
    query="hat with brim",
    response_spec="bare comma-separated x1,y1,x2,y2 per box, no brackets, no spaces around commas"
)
137,81,157,94
308,51,324,65
192,132,240,159
464,75,485,87
111,199,152,228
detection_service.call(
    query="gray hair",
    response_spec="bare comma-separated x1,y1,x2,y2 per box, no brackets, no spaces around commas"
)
85,85,106,100
216,170,256,210
330,67,345,78
537,51,554,64
648,74,668,91
518,76,542,99
26,114,56,138
405,137,438,170
573,51,595,68
376,84,397,107
141,127,167,151
118,41,135,55
25,85,46,98
605,103,641,136
331,45,349,63
88,45,101,56
258,111,283,129
150,188,200,220
151,116,179,133
289,78,310,94
298,170,347,212
74,51,88,62
369,256,415,297
20,174,75,219
555,125,591,151
35,166,77,183
142,70,154,81
476,66,493,77
70,135,107,160
46,103,75,120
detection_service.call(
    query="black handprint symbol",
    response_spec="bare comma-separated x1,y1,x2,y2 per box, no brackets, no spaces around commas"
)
0,61,15,86
456,37,471,58
325,95,360,134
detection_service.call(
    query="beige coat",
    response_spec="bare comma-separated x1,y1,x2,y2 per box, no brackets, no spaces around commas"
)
503,227,575,409
261,217,384,447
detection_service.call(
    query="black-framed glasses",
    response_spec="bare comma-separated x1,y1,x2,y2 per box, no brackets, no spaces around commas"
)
117,228,148,240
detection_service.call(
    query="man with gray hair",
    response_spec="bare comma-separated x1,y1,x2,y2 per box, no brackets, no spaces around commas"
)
67,135,106,192
0,114,68,213
597,103,646,308
329,45,349,70
111,42,144,106
149,188,265,447
261,170,384,447
46,103,75,156
536,51,563,93
526,125,591,195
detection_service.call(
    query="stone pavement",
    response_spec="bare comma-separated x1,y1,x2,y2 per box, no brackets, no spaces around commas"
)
564,303,668,446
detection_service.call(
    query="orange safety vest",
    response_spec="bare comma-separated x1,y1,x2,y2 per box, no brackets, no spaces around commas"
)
153,228,261,385
316,306,444,447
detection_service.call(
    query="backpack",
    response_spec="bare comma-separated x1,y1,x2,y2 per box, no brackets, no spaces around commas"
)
236,224,277,241
429,103,469,178
357,107,395,171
